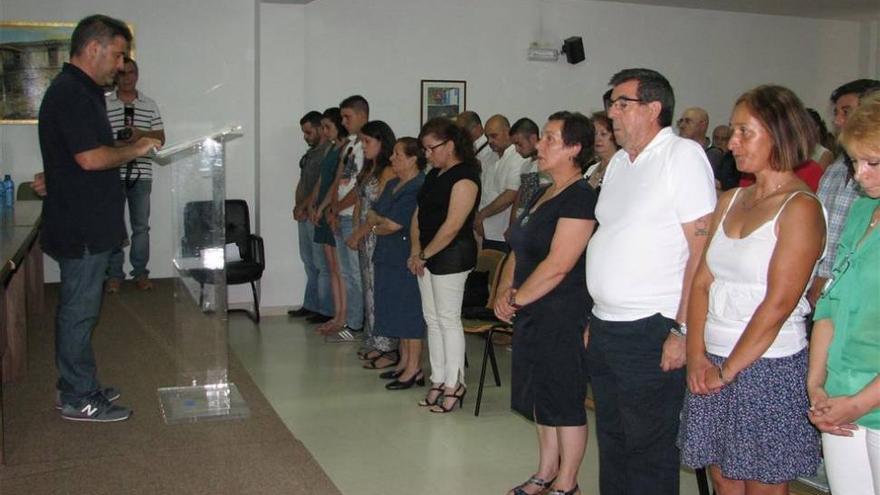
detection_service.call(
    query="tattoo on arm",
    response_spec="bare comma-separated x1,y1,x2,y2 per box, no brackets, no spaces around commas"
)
695,217,710,236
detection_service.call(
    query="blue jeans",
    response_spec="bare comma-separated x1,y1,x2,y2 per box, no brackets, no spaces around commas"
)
587,313,686,495
108,179,151,279
298,220,332,315
56,249,111,405
334,215,363,329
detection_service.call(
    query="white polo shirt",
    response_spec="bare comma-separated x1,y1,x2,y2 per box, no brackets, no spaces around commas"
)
474,134,498,172
480,144,526,242
586,127,716,321
336,135,364,216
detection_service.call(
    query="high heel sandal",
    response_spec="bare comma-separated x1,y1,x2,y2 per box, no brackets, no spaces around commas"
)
362,350,399,370
379,369,403,380
418,386,444,407
386,370,425,390
358,348,381,361
509,475,555,495
430,384,466,413
546,485,579,495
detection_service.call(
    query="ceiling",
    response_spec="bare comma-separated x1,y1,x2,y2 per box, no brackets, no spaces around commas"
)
590,0,880,21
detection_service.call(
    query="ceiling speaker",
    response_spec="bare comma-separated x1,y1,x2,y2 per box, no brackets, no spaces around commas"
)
561,36,585,65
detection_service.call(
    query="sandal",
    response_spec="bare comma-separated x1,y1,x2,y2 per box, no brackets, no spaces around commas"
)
547,485,578,495
362,350,399,370
509,475,555,495
358,349,382,361
418,386,444,407
430,384,466,413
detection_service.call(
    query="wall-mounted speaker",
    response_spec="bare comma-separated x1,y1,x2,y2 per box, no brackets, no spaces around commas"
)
561,36,585,65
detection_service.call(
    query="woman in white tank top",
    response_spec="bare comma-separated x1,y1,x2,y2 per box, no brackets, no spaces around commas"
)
678,85,827,495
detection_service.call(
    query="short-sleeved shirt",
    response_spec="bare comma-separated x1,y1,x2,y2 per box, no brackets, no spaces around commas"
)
417,162,481,274
373,172,425,264
586,127,717,321
336,135,364,216
474,134,498,172
816,156,860,279
39,63,125,259
480,144,527,241
813,196,880,429
106,91,163,181
297,142,330,204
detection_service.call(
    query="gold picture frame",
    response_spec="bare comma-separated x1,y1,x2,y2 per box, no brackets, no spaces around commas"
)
0,20,136,124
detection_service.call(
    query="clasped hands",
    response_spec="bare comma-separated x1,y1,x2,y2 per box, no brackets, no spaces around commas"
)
807,387,864,437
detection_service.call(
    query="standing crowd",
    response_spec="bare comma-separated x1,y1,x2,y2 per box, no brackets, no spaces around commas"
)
292,72,880,495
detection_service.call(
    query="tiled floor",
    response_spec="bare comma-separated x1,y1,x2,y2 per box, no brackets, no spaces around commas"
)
229,315,702,495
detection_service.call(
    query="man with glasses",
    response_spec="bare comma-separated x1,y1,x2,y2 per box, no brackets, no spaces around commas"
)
586,68,716,494
105,56,165,293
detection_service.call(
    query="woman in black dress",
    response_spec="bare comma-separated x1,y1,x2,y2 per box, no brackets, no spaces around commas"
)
495,112,598,495
408,118,480,413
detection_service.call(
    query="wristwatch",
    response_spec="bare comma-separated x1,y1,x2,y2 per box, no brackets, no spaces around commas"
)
669,322,687,338
508,290,523,310
418,250,428,261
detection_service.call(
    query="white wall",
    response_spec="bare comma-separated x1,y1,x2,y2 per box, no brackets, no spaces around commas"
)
1,0,256,296
1,0,871,311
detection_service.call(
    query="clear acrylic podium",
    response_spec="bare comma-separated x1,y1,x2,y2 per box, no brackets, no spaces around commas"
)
154,126,250,424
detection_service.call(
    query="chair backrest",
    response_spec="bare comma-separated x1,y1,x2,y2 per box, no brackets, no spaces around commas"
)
182,199,253,259
17,182,43,201
475,249,507,310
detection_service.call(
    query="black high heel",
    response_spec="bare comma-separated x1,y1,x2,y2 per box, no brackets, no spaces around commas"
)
379,369,403,380
509,475,556,495
418,385,444,407
430,384,466,413
547,484,579,495
386,370,425,390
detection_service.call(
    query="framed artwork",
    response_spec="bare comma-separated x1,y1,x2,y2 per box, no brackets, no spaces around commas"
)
420,79,466,126
0,20,135,124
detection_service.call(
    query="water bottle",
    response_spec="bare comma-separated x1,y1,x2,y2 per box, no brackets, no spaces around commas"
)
3,175,14,207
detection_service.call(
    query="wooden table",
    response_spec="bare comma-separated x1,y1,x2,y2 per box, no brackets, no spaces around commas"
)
0,200,44,466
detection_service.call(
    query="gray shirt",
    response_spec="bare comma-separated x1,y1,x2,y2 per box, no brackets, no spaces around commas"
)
297,141,330,204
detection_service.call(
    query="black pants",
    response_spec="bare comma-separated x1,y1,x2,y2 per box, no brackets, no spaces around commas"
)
587,313,686,495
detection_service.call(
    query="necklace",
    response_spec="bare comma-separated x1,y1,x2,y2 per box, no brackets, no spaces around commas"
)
743,176,796,210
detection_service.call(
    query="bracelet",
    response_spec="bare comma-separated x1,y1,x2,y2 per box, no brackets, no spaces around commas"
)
418,250,427,261
371,224,378,234
508,289,523,310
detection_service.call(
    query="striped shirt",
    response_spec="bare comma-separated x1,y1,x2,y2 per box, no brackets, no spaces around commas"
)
816,155,861,279
106,91,164,181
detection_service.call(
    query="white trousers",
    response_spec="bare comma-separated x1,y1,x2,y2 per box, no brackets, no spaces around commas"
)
417,267,469,388
823,426,880,495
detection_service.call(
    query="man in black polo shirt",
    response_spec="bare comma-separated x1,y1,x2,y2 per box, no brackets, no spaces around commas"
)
39,14,161,422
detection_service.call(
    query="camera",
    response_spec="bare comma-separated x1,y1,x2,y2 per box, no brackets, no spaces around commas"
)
116,127,133,141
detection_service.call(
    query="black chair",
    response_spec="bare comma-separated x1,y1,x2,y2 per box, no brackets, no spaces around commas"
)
182,199,265,322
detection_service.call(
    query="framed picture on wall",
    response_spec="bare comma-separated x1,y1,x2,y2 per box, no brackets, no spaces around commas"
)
0,20,135,124
420,79,466,126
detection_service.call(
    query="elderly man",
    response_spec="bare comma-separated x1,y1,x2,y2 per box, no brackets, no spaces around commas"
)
678,106,723,175
806,78,880,306
474,114,528,252
457,110,498,171
39,14,161,422
586,68,716,494
711,124,731,152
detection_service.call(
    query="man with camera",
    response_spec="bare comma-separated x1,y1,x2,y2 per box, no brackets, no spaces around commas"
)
105,56,165,293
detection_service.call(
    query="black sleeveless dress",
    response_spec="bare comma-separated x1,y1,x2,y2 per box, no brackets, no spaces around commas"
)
507,179,597,426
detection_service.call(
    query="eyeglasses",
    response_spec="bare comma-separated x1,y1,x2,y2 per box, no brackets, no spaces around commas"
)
606,96,643,112
423,140,448,152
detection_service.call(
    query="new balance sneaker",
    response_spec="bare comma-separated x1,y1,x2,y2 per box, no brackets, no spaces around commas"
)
55,386,121,410
324,326,363,343
61,392,131,423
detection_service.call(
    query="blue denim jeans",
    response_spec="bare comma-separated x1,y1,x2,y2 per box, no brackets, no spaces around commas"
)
334,215,363,329
587,312,686,495
56,249,111,405
298,219,332,315
108,179,151,279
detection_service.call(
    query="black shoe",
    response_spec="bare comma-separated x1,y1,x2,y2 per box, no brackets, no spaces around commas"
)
287,307,315,318
379,369,403,380
306,314,333,323
386,370,425,390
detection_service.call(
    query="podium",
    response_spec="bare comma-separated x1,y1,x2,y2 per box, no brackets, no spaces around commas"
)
154,126,251,424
